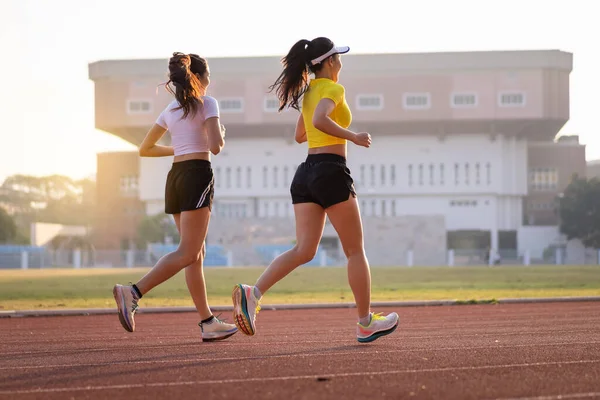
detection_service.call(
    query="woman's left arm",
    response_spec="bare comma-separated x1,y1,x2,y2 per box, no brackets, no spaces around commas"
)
295,114,307,144
139,124,174,157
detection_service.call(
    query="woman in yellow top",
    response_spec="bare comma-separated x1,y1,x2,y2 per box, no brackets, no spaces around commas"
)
233,37,399,343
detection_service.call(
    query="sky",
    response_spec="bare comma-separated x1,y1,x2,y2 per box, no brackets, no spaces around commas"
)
0,0,597,183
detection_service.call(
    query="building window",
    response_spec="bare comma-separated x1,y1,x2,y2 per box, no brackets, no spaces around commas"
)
450,200,478,207
264,97,279,112
403,93,431,110
529,201,555,211
263,166,268,188
498,92,526,107
283,166,289,186
390,165,396,186
356,94,384,111
475,163,481,185
360,165,366,186
451,93,477,108
273,166,278,188
380,165,386,186
215,167,221,188
127,100,152,114
370,165,375,187
429,164,434,185
465,163,470,185
247,167,252,188
440,164,445,185
226,167,231,188
486,163,491,185
455,163,459,185
418,164,424,186
391,200,396,216
360,199,367,214
219,98,244,113
371,200,376,217
119,175,139,196
408,164,413,186
236,167,241,188
530,167,558,191
381,200,387,217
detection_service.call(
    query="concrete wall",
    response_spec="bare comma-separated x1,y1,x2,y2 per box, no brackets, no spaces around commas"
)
206,215,446,266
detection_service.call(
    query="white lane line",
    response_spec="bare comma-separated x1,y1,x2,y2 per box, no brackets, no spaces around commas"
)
1,359,599,395
2,329,598,356
492,392,600,400
1,341,599,371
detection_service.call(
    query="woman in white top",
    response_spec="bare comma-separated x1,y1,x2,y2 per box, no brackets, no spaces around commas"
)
113,52,237,341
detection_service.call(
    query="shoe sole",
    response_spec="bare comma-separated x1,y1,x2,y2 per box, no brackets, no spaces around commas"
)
232,285,255,336
113,286,134,333
357,320,399,343
202,330,238,342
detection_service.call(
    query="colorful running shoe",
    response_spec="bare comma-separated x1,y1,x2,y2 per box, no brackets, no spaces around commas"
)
232,284,261,336
113,284,139,333
199,315,238,342
356,312,399,343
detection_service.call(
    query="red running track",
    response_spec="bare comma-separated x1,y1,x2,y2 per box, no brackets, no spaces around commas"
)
0,302,599,400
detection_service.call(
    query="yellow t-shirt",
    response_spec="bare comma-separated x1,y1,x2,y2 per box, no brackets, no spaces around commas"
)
302,78,352,148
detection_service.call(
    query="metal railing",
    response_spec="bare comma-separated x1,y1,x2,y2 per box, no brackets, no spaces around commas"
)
0,246,598,269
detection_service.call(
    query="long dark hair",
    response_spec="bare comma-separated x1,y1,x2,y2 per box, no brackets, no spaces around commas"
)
189,53,208,79
269,37,337,112
165,52,204,119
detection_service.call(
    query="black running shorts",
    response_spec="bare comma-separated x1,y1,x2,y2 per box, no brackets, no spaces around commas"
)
290,154,356,209
164,159,214,214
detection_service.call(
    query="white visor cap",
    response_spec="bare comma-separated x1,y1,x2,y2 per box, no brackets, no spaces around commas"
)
310,46,350,66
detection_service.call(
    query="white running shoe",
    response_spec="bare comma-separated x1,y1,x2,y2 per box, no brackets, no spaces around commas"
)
113,284,139,333
356,312,400,343
232,284,261,336
199,316,238,342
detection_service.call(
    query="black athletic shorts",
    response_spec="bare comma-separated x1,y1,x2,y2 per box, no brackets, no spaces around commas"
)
164,159,214,215
290,154,356,209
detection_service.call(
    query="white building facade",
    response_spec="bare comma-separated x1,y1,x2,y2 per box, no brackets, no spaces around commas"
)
90,50,574,264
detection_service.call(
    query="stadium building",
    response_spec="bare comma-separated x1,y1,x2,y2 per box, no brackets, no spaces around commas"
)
89,49,585,265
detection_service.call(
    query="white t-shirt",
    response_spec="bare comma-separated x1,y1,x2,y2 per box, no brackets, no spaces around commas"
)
155,96,219,156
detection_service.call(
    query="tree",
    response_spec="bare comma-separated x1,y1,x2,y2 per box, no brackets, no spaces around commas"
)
0,174,95,226
558,176,600,248
0,207,17,244
136,213,180,248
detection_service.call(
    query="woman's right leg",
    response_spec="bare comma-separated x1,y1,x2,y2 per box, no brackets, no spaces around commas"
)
136,207,209,293
160,214,237,341
184,242,213,320
326,197,400,343
324,196,371,319
171,214,212,320
233,202,326,336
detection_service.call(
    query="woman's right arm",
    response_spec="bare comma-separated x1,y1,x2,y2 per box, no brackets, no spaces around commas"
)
205,117,225,155
204,96,225,155
312,99,371,148
312,99,355,141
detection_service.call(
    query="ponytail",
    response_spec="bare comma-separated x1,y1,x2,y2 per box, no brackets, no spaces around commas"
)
166,52,203,119
268,39,312,112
